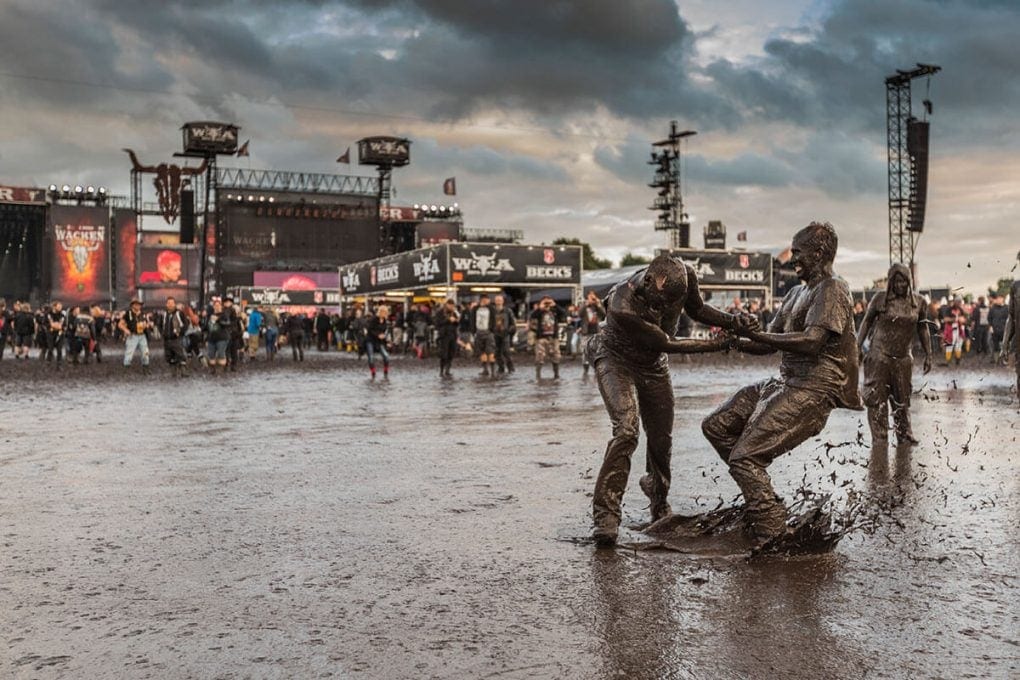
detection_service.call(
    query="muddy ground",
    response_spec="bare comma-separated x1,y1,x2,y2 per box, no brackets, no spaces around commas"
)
1,349,1018,679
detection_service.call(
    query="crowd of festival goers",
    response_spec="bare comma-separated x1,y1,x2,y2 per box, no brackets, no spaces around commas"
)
0,289,1014,378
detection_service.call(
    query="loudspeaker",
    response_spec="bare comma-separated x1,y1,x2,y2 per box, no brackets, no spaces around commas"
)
907,119,929,233
180,188,195,243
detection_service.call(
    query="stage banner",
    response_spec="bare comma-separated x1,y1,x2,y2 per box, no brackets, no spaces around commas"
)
114,209,137,305
253,271,340,289
50,204,111,304
657,249,773,287
339,245,446,295
236,287,341,306
137,244,201,288
449,243,582,285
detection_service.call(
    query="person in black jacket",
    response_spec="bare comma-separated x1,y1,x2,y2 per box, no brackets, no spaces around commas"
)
0,300,12,361
221,296,243,371
43,300,66,366
12,301,36,359
284,312,305,362
529,296,567,379
366,304,391,379
315,309,332,351
161,296,190,376
492,294,517,375
471,294,497,377
433,299,460,378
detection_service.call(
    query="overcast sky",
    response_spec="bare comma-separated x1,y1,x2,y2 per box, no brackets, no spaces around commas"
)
1,0,1017,292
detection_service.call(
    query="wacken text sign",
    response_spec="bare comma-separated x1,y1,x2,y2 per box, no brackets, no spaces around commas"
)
357,136,411,167
656,249,773,288
182,121,239,155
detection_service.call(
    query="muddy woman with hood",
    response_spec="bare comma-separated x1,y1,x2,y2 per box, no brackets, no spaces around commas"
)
586,254,757,547
1002,277,1020,397
856,263,932,444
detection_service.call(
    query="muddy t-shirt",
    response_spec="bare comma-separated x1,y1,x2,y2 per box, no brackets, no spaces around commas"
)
771,276,862,409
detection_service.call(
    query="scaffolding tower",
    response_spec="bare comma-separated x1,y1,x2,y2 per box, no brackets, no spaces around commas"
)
649,121,696,250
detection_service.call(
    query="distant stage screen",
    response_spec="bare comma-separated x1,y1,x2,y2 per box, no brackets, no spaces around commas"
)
137,245,201,288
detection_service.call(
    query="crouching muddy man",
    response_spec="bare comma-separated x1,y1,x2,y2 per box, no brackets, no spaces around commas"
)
857,264,932,445
587,254,757,547
702,222,862,546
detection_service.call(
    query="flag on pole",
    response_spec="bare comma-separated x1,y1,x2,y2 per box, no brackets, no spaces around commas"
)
236,140,250,157
443,177,456,196
736,231,747,242
337,147,350,164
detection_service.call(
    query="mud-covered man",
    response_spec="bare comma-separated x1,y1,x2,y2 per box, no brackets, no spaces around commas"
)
856,263,932,445
702,222,862,546
1002,278,1020,397
587,254,757,546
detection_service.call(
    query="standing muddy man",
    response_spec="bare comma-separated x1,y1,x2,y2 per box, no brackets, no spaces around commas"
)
586,254,757,547
856,263,932,445
1003,276,1020,398
702,222,862,546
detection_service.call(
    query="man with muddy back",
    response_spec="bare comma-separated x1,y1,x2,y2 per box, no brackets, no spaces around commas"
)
587,253,758,547
702,222,862,548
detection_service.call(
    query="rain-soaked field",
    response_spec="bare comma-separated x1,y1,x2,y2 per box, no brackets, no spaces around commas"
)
1,350,1018,679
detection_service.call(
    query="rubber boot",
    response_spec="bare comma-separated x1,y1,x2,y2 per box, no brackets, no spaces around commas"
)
535,364,542,380
552,363,560,379
383,363,389,379
370,365,376,380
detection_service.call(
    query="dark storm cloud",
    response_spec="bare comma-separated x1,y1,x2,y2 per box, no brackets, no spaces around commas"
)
705,0,1020,145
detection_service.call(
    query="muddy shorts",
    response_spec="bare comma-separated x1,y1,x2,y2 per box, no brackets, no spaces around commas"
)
703,378,835,464
534,337,560,365
208,339,228,360
474,330,496,355
15,334,32,348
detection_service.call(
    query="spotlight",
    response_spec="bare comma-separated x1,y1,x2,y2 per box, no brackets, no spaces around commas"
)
268,196,274,203
453,202,459,209
247,195,255,202
258,195,266,202
74,185,83,194
413,204,419,210
61,184,70,193
430,205,437,211
86,186,95,194
48,184,57,192
98,187,107,195
226,194,233,200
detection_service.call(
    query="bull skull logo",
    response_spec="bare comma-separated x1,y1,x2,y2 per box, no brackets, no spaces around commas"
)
124,149,207,225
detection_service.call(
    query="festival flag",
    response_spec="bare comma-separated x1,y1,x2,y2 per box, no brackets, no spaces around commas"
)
736,230,747,242
236,140,250,157
443,177,456,196
337,147,350,164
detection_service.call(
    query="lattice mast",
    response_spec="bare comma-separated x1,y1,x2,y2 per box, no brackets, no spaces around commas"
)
649,121,696,250
886,63,940,268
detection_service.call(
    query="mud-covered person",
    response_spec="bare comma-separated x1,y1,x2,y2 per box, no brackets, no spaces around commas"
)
530,296,567,380
1002,278,1020,397
586,254,758,547
856,264,932,445
702,222,862,548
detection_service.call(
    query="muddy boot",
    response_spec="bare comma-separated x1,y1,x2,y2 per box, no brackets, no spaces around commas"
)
730,458,788,544
142,364,151,376
592,522,618,548
582,362,589,376
383,363,389,380
370,365,376,380
639,474,672,523
867,404,889,445
552,363,560,380
535,364,542,380
892,404,918,444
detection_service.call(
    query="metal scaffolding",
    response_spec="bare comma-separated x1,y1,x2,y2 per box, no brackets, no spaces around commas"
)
886,63,939,268
215,167,379,196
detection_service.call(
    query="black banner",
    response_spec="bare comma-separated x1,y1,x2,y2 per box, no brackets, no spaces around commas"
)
340,243,583,295
339,245,446,295
448,243,581,285
657,249,772,287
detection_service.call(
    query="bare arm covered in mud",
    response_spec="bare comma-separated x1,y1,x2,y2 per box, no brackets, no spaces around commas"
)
916,299,933,374
857,296,880,354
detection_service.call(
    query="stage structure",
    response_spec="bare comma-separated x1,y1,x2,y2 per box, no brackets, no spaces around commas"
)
337,242,584,310
886,64,940,272
649,121,696,249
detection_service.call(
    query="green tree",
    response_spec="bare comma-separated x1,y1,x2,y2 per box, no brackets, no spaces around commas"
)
552,237,612,270
990,277,1015,297
619,252,651,267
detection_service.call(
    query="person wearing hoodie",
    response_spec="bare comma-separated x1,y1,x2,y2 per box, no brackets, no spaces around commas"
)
1002,279,1020,397
856,263,932,445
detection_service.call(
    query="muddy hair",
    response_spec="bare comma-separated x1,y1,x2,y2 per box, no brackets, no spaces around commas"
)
798,221,838,263
642,254,687,300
